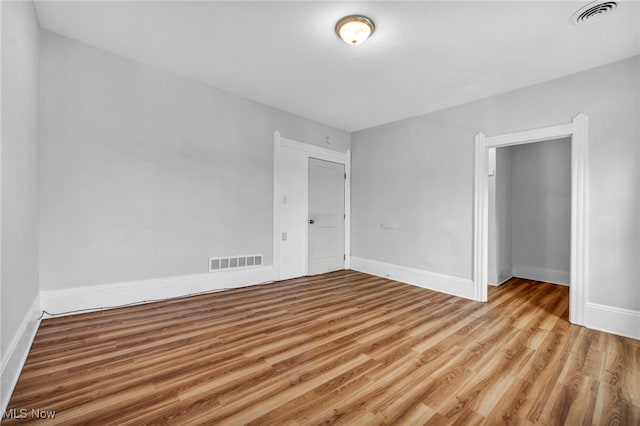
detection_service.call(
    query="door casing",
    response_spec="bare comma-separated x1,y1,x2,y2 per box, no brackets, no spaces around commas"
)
273,131,351,281
473,114,589,325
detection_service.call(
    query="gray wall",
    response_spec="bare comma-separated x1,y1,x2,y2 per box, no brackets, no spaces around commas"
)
1,1,40,357
352,56,639,310
39,31,350,291
511,138,571,284
494,146,513,284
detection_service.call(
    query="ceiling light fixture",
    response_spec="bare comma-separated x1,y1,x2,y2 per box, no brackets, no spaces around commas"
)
335,15,375,46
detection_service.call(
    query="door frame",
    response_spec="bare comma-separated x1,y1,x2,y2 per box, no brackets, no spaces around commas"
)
273,131,351,281
473,113,589,325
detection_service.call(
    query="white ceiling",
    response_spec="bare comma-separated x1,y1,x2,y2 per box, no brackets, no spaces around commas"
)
34,1,640,132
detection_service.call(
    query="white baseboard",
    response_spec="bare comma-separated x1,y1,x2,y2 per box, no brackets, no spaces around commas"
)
350,257,474,300
489,267,513,287
40,266,274,316
1,295,41,413
586,302,640,340
512,265,569,286
498,267,513,285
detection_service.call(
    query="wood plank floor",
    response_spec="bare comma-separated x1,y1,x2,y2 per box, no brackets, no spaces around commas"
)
5,270,639,425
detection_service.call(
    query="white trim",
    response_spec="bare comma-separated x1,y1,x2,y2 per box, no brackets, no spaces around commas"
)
483,122,574,147
489,267,513,287
511,266,570,286
272,131,281,281
498,266,513,286
473,132,489,301
1,295,41,413
273,131,350,280
585,303,640,340
279,136,347,163
488,277,512,287
0,3,3,410
303,154,309,275
351,257,474,300
473,114,589,326
344,150,352,269
571,113,589,325
40,267,274,316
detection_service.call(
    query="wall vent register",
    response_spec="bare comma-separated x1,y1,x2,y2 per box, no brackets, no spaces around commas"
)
209,254,262,272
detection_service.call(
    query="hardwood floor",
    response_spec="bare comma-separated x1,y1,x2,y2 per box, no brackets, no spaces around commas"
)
5,270,639,425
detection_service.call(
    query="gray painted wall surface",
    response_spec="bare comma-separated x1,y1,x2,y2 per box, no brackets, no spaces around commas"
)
487,153,497,285
488,146,513,285
511,138,571,283
352,56,639,310
495,146,513,284
39,31,349,291
1,1,40,355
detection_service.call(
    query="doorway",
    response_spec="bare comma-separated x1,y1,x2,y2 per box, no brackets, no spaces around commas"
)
272,131,351,281
489,139,571,291
473,114,589,325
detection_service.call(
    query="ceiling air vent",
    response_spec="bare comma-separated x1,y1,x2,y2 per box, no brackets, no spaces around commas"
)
571,1,617,25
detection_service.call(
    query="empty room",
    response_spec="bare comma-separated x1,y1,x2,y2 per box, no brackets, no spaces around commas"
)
2,0,639,424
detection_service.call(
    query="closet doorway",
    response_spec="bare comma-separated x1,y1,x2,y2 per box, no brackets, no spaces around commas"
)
473,114,589,325
489,139,571,287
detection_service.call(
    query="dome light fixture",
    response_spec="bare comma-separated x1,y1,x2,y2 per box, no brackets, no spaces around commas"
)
335,15,375,46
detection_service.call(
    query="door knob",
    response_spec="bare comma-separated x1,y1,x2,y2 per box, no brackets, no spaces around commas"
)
308,219,315,224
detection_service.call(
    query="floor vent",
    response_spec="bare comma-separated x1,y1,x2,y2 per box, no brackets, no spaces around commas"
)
209,254,263,272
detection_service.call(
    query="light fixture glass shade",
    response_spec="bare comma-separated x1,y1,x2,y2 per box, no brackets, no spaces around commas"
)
336,15,375,45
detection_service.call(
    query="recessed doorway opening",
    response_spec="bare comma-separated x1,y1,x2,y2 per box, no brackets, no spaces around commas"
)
473,114,589,325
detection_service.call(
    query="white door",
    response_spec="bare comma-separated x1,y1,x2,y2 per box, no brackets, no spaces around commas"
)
308,158,345,275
